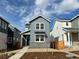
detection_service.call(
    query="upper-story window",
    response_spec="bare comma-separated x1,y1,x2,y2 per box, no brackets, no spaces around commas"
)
2,21,5,28
36,23,39,29
35,23,45,30
66,22,68,26
41,24,44,29
4,23,8,29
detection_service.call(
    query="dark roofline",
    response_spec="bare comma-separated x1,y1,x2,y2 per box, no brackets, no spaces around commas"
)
9,25,21,32
0,16,9,24
55,14,79,22
14,27,21,32
55,19,71,22
70,14,79,22
29,16,50,23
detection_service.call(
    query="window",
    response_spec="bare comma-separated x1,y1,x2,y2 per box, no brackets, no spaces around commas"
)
2,21,5,28
36,35,39,41
35,23,45,30
41,24,44,29
4,23,8,29
66,22,68,26
40,35,44,41
36,35,45,42
36,23,39,29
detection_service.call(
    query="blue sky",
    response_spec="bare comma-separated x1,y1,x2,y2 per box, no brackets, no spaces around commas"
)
0,0,79,32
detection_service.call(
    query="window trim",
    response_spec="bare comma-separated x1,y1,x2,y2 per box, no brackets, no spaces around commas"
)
40,23,45,30
35,23,45,30
35,23,39,29
35,34,45,42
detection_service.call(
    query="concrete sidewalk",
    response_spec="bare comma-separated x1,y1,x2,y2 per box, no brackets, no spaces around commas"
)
9,47,29,59
9,47,79,59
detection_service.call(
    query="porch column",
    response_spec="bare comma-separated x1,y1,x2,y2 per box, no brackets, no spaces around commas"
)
67,32,71,46
70,33,72,46
21,35,23,48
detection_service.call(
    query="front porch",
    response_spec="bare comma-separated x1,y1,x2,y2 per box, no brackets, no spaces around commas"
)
63,28,79,47
21,31,30,47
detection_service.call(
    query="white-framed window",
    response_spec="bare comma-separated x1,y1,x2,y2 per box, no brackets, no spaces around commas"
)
35,35,45,42
40,23,44,29
36,23,39,29
35,23,45,30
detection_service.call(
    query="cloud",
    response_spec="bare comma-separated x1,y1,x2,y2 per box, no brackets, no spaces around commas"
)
1,0,79,31
5,5,19,15
58,0,79,12
20,0,79,24
35,0,49,7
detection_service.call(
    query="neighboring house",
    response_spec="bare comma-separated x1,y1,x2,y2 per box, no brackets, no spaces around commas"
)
7,25,21,49
50,14,79,48
0,17,9,50
21,15,50,48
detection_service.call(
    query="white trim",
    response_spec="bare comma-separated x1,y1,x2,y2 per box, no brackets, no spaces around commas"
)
35,23,45,30
35,34,45,42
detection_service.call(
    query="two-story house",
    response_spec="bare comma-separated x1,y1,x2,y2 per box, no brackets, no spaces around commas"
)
7,25,21,50
21,15,50,48
50,14,79,49
0,17,9,51
0,16,21,51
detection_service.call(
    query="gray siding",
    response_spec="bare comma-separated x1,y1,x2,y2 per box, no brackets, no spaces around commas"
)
71,17,79,28
0,32,7,50
30,17,50,48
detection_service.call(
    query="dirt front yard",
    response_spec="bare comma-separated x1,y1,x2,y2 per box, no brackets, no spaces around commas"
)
21,52,79,59
0,53,8,59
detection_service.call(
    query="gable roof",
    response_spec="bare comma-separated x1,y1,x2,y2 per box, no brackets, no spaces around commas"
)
55,19,70,22
70,14,79,22
0,16,9,24
9,25,21,32
29,16,50,23
55,14,79,22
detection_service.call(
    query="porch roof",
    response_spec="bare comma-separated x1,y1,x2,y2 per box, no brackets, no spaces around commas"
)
21,30,30,35
63,28,79,32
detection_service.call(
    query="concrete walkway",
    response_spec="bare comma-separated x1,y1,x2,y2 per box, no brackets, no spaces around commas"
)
8,47,79,59
9,47,29,59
